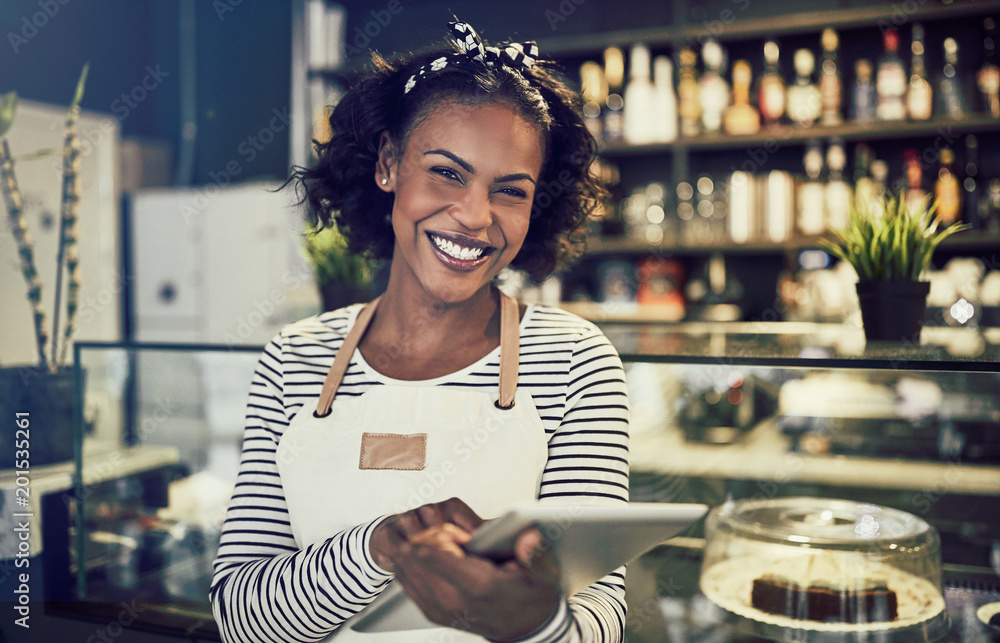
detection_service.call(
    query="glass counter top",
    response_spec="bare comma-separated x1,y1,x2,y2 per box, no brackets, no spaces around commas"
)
594,321,1000,371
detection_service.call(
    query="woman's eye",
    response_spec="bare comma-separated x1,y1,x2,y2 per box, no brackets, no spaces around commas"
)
431,166,462,182
497,187,528,199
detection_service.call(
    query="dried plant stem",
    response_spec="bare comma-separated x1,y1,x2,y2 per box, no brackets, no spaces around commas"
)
52,64,87,368
1,139,50,369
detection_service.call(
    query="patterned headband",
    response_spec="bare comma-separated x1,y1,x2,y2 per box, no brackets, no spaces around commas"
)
403,21,540,94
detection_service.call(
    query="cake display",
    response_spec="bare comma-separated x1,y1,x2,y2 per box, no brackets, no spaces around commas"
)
699,497,948,640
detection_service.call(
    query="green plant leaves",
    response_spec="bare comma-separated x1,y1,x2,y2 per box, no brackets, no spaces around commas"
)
0,91,17,138
823,192,971,281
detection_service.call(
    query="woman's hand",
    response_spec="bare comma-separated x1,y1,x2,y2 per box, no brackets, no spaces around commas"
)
389,523,562,640
368,497,484,573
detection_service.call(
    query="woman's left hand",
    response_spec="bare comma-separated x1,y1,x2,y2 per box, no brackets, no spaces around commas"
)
386,526,562,640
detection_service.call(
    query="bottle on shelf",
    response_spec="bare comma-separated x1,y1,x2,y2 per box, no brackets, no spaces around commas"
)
758,40,786,126
676,180,696,242
677,47,702,137
826,139,851,230
876,28,907,121
603,46,626,142
935,148,963,226
903,149,927,211
852,59,877,122
694,175,720,244
907,23,933,121
787,49,821,127
651,55,678,143
964,135,984,230
700,40,729,134
870,159,889,217
624,43,655,145
820,28,842,125
728,170,755,244
579,61,607,144
853,143,876,211
797,141,826,236
986,179,1000,233
938,38,968,119
763,170,795,243
725,60,761,135
978,17,1000,118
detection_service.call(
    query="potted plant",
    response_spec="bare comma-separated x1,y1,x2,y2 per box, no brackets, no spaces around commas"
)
821,192,970,342
302,222,379,311
0,66,90,464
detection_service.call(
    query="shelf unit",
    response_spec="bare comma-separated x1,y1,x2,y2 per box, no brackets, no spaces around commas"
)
532,1,1000,316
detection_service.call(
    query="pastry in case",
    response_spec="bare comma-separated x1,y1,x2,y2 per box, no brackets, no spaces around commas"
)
699,497,949,640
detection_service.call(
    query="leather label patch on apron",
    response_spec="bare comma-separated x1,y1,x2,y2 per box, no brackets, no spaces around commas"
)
359,433,427,470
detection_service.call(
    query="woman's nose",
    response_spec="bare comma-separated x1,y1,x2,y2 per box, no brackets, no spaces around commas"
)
450,188,493,230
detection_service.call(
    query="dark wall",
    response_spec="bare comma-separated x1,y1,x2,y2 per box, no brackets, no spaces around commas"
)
1,0,290,185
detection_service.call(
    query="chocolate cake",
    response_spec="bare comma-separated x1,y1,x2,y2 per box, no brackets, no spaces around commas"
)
751,574,899,623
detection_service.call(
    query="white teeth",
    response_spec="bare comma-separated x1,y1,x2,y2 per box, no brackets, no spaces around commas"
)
431,235,484,261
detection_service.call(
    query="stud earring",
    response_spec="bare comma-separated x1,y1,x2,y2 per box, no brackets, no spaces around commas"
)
381,178,388,185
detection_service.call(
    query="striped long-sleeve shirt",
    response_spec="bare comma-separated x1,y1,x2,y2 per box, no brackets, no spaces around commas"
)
210,303,631,642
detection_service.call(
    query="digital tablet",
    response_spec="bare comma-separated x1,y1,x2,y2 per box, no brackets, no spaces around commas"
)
350,501,708,633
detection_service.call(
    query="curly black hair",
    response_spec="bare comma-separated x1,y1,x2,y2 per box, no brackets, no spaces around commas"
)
291,32,603,283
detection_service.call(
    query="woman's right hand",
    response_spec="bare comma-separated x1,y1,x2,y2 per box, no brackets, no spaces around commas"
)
369,497,484,573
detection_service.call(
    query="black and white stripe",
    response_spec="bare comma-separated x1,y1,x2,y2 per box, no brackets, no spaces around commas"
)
211,304,630,642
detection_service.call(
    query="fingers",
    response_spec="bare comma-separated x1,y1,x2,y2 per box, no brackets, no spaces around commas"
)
513,528,560,586
409,523,472,557
439,497,485,533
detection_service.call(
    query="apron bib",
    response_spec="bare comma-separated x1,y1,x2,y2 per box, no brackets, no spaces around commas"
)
276,293,548,642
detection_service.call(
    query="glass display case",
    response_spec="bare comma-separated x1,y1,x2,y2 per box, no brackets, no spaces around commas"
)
63,341,262,639
65,327,1000,641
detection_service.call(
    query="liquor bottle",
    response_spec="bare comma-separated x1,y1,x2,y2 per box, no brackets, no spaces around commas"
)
787,49,821,127
579,61,607,143
759,40,786,126
603,47,626,142
725,60,761,135
876,28,907,121
700,39,729,134
978,17,1000,117
826,139,851,230
907,23,933,121
651,56,678,143
677,47,701,137
820,28,842,125
624,43,655,145
935,148,962,226
964,135,985,230
938,38,967,119
903,149,927,210
870,159,889,217
853,143,875,211
852,59,877,121
797,141,826,235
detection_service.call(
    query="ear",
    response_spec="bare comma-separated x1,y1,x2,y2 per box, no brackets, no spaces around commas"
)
375,130,398,192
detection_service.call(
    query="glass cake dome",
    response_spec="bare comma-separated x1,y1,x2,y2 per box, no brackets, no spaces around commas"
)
699,497,948,641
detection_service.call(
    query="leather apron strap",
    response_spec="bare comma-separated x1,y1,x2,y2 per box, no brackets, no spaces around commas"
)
314,292,520,417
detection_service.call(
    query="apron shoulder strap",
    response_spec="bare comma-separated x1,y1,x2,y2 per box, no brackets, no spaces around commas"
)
496,292,520,409
314,292,520,417
314,297,381,417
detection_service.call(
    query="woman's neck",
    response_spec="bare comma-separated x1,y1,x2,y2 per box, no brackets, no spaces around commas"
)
358,279,501,380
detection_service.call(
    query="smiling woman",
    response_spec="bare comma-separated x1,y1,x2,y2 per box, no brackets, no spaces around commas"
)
211,20,629,643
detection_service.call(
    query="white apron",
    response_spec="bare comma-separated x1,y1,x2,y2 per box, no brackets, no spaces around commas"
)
276,293,549,642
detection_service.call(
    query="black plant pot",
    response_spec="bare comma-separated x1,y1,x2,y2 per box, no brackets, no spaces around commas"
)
856,280,931,343
0,366,78,466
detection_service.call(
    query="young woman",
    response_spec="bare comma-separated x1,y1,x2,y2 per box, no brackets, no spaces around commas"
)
211,21,630,642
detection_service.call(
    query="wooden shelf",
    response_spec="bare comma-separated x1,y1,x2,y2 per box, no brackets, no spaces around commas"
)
583,231,1000,256
537,0,1000,56
598,114,1000,157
